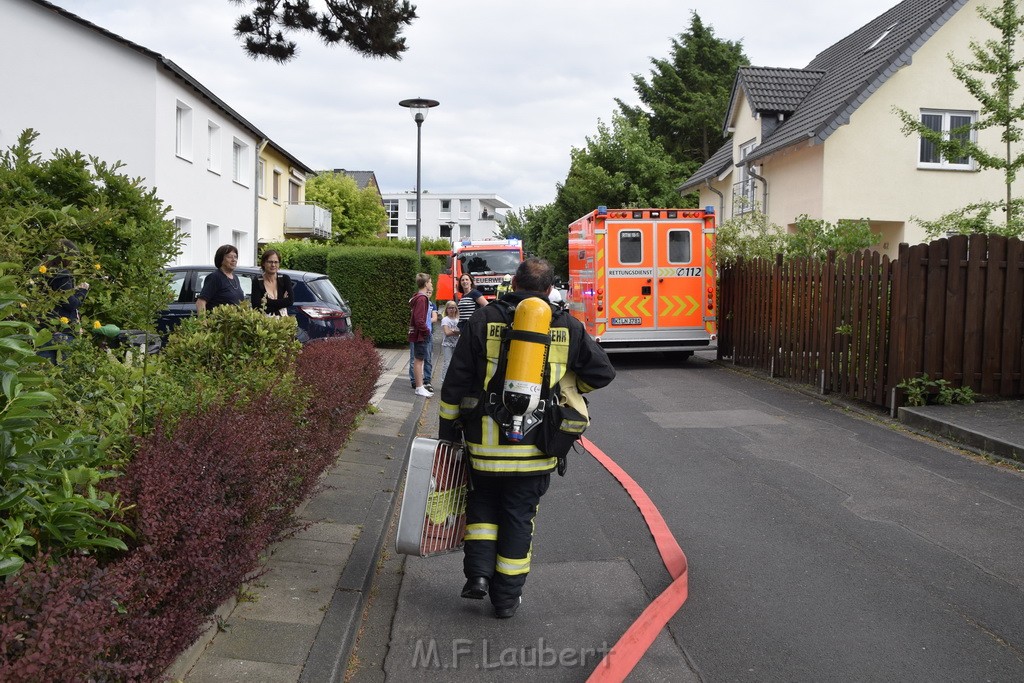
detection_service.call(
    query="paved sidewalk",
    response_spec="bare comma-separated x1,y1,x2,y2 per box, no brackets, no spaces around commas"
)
168,346,424,683
899,400,1024,463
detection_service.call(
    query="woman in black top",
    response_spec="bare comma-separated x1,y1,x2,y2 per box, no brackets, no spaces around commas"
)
251,249,294,316
197,244,244,313
455,273,487,333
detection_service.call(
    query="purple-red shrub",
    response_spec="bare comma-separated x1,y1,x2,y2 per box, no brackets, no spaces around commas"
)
293,333,383,475
0,554,143,682
0,337,384,679
107,393,302,674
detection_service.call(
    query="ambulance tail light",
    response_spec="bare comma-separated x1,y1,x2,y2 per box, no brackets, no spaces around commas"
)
707,286,715,311
596,287,604,312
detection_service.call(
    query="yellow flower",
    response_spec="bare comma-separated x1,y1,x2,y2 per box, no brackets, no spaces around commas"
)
93,320,102,329
60,316,70,324
20,303,28,309
38,265,47,274
93,263,102,270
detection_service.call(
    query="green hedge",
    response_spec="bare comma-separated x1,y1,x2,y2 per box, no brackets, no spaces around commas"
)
268,241,444,345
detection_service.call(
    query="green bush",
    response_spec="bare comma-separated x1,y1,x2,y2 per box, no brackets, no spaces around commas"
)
0,265,131,576
327,246,419,345
0,130,183,333
717,211,877,264
266,240,441,344
45,339,161,467
157,303,306,424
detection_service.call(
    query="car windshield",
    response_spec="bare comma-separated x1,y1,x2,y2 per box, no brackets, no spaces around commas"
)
306,277,344,307
460,250,521,275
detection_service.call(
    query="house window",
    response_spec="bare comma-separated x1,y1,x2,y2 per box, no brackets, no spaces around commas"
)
289,180,301,204
460,224,470,241
734,139,758,214
207,122,220,172
406,199,417,217
459,199,471,218
232,139,250,185
272,169,282,203
667,230,691,263
384,200,399,236
440,223,453,239
175,216,192,261
440,199,452,216
175,102,193,160
207,223,218,256
619,230,643,264
919,110,975,170
257,159,266,197
406,224,417,238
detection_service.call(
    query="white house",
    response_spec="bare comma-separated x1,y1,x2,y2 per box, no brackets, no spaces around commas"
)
380,192,513,244
0,0,323,265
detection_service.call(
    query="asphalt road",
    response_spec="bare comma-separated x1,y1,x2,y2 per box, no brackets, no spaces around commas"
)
354,352,1024,682
584,353,1024,681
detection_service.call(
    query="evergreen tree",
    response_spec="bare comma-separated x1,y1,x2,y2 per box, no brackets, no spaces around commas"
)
230,0,417,62
896,0,1024,232
617,12,748,170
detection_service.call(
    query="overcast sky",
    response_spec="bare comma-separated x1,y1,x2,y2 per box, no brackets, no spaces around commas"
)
55,0,901,211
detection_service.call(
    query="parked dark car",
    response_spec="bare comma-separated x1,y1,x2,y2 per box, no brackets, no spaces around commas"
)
158,266,354,342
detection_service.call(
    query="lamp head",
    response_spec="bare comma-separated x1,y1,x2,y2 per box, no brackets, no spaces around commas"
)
399,98,440,122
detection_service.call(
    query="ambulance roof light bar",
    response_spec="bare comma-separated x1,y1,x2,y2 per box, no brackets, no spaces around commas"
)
459,238,522,248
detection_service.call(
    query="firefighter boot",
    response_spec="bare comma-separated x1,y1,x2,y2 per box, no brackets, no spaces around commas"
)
461,576,488,599
494,596,521,619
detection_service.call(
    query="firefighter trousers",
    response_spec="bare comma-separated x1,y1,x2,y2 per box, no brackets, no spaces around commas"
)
463,471,550,608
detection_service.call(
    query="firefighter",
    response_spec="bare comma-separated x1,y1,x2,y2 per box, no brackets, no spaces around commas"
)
495,273,513,298
439,258,615,618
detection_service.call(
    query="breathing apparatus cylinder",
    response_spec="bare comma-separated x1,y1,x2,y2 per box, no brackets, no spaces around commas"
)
502,297,552,441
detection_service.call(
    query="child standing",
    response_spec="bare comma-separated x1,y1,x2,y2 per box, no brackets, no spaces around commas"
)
439,300,461,384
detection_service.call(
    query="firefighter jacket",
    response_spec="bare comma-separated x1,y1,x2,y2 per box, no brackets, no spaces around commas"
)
439,292,615,475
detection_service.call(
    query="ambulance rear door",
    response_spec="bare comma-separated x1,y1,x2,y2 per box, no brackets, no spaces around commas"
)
654,218,706,331
605,218,655,334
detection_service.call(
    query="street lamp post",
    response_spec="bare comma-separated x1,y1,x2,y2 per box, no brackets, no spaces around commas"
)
398,98,440,266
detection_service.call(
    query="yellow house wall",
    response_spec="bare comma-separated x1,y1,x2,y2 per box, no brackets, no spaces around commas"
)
257,147,295,244
704,0,1023,258
821,0,1019,250
761,143,824,226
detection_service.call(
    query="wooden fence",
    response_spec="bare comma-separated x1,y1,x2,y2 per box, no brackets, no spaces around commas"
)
717,234,1024,409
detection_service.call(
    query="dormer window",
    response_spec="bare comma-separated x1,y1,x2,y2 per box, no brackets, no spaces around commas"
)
866,22,898,52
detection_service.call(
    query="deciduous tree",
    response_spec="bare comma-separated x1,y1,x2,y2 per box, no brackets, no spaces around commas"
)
305,171,388,243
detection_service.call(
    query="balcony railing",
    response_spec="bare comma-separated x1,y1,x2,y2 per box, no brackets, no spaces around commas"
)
285,202,332,240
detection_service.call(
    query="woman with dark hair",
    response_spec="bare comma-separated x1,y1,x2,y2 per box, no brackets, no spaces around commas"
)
251,249,293,316
197,244,244,314
455,273,487,334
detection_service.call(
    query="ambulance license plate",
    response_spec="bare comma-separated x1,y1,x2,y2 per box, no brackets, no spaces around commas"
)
611,317,642,325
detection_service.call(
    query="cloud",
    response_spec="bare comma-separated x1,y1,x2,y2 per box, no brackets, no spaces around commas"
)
55,0,900,209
